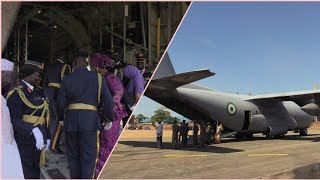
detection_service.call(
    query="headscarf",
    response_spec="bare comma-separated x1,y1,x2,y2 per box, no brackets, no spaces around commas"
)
90,53,123,95
90,53,113,69
123,65,145,96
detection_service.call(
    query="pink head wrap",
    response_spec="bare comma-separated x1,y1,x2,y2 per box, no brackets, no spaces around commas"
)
90,53,113,68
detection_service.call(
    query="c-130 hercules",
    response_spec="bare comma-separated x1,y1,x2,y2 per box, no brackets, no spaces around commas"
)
145,52,319,141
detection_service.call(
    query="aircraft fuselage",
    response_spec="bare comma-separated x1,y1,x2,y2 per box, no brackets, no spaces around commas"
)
174,87,315,136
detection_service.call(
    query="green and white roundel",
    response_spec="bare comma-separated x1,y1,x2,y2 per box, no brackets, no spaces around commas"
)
227,102,237,115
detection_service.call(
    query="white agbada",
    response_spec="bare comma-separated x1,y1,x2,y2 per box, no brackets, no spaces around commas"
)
1,58,24,179
1,96,24,179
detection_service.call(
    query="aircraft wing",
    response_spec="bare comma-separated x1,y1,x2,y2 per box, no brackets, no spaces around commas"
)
244,89,320,106
151,69,215,89
147,95,212,122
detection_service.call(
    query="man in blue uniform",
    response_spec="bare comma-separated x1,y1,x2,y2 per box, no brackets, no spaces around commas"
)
42,57,71,153
57,51,114,179
6,60,51,179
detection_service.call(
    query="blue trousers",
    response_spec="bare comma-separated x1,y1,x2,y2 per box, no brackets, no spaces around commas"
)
65,131,97,179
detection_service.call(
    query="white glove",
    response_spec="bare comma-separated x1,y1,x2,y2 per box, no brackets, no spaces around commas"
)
130,105,136,111
45,139,51,151
32,127,44,150
103,122,113,130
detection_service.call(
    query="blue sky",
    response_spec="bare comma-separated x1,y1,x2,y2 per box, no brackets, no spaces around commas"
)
135,2,320,118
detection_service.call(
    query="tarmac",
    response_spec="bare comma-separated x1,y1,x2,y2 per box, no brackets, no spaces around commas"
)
100,130,320,179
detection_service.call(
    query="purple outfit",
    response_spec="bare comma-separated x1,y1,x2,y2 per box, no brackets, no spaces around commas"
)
123,65,145,96
90,54,128,178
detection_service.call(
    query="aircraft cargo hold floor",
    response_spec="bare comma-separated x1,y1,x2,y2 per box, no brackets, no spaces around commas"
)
100,129,320,179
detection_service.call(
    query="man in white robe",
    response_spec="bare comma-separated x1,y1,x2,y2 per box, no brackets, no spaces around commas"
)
1,58,24,179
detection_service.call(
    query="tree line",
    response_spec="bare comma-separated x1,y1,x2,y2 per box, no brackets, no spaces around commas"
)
134,109,183,124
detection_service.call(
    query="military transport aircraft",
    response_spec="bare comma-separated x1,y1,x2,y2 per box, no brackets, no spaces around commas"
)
145,52,319,140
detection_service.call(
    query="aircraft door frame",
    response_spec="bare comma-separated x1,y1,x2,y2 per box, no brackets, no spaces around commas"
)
242,110,251,130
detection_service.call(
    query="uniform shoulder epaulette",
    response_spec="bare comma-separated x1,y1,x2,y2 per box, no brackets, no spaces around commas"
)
16,85,23,89
6,85,23,100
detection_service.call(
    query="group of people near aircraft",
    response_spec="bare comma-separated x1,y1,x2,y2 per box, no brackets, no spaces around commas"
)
171,120,221,149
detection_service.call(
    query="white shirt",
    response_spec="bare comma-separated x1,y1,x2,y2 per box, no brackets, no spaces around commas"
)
140,68,145,75
156,123,163,136
22,79,34,90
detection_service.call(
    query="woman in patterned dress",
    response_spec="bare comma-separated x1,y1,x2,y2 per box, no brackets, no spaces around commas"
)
90,53,128,178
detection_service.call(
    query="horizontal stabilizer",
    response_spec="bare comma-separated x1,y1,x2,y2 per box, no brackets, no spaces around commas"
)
151,69,215,89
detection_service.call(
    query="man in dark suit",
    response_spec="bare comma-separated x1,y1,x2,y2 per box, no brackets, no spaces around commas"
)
57,51,113,179
42,57,71,153
6,60,51,179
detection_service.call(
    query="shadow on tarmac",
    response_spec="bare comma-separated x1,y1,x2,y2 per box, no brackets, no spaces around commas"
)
221,134,320,143
118,141,244,153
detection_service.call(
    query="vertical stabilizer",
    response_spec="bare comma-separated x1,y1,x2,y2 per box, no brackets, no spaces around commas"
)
153,52,176,79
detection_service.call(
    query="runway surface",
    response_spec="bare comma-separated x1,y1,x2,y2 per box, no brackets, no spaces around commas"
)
100,130,320,179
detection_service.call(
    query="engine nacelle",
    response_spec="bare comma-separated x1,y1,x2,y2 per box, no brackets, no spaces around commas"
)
301,103,320,116
268,125,288,136
248,114,269,133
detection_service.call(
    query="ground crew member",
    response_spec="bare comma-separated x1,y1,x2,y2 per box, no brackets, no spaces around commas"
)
179,120,187,147
185,122,190,146
42,57,71,153
57,51,113,179
206,122,213,145
199,121,206,148
172,120,180,149
193,121,199,145
6,60,51,179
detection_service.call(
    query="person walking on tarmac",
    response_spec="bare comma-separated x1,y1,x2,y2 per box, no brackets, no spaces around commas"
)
171,120,180,149
193,121,199,146
42,57,71,153
57,51,113,179
199,121,206,148
206,122,213,146
6,60,51,179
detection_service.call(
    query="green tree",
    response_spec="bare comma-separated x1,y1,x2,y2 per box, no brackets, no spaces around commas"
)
129,114,135,124
136,114,147,123
151,109,171,123
163,116,180,124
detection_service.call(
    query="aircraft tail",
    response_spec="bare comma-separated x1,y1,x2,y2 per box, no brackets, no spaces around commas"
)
151,52,215,89
153,52,176,79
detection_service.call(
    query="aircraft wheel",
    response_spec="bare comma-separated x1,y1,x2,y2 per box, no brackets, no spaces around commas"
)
235,133,244,139
245,134,253,138
265,133,273,139
299,129,308,136
274,134,285,139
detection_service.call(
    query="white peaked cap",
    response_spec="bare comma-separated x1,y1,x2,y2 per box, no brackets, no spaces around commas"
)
1,58,14,71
